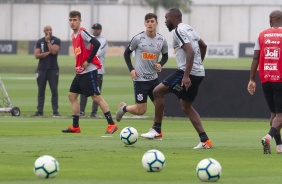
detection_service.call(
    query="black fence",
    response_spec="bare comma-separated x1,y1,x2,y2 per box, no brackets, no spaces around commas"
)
159,69,269,118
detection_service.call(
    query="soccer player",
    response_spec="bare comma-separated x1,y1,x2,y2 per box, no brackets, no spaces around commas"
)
80,23,108,118
141,8,213,149
62,10,118,134
115,13,168,124
248,10,282,154
33,25,61,117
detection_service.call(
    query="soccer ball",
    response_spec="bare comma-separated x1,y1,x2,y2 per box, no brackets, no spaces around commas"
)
120,126,138,145
33,155,59,179
142,149,165,172
196,158,222,182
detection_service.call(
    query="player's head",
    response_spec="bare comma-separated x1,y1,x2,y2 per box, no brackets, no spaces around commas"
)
269,10,282,27
43,25,52,37
165,8,182,32
144,13,158,33
69,10,82,31
92,23,102,36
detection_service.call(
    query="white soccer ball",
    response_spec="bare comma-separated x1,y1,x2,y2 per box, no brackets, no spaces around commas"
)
120,126,138,145
142,149,165,172
33,155,59,179
196,158,222,182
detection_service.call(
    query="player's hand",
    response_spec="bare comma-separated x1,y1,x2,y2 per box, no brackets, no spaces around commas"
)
181,76,192,91
154,63,162,72
130,69,137,81
247,80,256,95
82,61,89,70
45,32,51,42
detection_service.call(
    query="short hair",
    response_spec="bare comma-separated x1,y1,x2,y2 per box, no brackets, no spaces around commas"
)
69,10,81,19
168,8,182,19
145,13,157,21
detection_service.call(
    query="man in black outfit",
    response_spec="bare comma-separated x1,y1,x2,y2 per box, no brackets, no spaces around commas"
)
33,25,61,117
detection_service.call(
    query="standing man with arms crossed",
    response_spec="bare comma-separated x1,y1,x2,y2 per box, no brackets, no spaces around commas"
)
62,10,118,134
115,13,168,125
80,23,108,118
34,25,61,117
248,10,282,154
141,8,213,149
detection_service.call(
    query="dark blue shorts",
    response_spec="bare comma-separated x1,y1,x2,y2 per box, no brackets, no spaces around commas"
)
162,70,204,102
69,70,101,97
133,79,159,104
262,82,282,113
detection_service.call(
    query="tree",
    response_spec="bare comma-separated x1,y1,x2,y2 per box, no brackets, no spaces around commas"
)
145,0,193,14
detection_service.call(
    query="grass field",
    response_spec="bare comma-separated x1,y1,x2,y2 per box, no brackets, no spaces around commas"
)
0,55,278,183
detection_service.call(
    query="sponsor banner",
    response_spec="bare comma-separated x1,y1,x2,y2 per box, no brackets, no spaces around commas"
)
0,41,17,54
206,42,239,58
239,43,255,57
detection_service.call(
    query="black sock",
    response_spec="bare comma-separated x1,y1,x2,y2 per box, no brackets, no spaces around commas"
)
268,127,277,138
199,132,209,142
104,111,114,125
72,115,79,128
152,122,162,133
274,133,282,145
123,106,127,112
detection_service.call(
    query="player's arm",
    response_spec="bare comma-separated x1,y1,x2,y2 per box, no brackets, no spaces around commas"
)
248,50,260,95
86,37,101,63
158,53,168,66
97,39,108,58
124,46,134,72
198,39,207,61
34,47,50,59
182,42,195,90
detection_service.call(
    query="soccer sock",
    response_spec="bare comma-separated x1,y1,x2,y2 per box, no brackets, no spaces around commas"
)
199,132,209,142
268,127,277,138
274,133,282,145
152,122,162,133
72,115,79,128
104,111,115,125
123,106,127,112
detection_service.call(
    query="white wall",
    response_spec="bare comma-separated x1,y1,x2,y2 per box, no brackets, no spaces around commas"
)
0,3,281,43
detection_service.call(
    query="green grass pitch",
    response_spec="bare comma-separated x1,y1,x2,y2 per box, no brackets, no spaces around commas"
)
0,55,279,183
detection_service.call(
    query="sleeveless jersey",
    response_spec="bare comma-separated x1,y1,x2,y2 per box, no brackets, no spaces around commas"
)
255,27,282,83
71,27,101,74
128,31,168,81
172,23,205,76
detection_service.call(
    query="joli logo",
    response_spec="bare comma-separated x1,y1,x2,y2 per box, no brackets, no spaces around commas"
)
264,48,280,59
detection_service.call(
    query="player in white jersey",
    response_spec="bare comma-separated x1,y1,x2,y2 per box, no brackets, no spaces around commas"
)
141,8,213,149
115,13,168,123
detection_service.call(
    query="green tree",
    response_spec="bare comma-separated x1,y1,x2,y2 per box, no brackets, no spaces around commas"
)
145,0,193,14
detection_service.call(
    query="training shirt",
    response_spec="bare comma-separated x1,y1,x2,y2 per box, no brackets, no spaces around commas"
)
129,31,168,81
71,27,101,74
35,36,60,71
172,23,205,76
254,27,282,83
95,34,108,75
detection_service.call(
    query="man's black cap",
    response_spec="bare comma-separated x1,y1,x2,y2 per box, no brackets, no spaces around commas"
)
92,23,102,29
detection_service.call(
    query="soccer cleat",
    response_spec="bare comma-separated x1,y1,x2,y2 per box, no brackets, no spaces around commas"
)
80,111,85,117
276,145,282,154
33,112,43,117
261,136,271,154
53,112,61,117
116,102,126,122
193,139,213,149
90,113,97,118
105,123,118,134
141,128,163,140
62,126,81,133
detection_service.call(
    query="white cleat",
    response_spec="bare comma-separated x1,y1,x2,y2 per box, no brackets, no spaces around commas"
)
141,128,162,140
116,102,126,122
276,144,282,154
193,140,213,149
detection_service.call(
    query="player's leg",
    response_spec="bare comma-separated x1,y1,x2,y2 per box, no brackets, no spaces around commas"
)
47,69,60,116
62,75,81,133
91,74,103,117
34,70,47,116
116,80,155,122
79,94,87,116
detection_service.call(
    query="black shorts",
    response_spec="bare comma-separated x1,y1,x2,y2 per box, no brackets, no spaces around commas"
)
162,70,204,102
69,70,100,97
133,79,159,104
262,82,282,113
